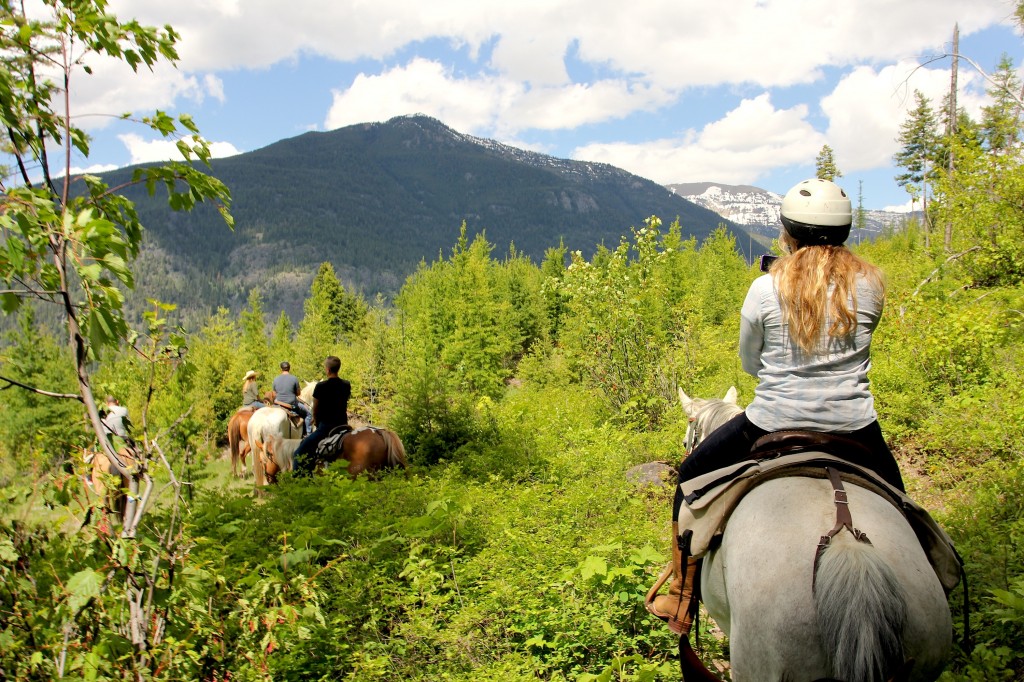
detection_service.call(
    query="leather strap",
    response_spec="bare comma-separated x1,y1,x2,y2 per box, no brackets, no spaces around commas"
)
813,467,872,592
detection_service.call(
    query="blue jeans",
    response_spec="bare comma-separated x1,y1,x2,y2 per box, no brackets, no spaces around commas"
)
293,425,333,475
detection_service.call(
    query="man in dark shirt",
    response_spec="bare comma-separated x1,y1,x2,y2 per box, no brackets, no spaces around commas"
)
294,355,351,474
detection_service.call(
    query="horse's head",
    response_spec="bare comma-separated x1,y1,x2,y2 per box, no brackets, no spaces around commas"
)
299,380,316,407
680,386,741,455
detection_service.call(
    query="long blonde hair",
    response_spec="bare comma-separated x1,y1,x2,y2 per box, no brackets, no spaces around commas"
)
771,230,884,353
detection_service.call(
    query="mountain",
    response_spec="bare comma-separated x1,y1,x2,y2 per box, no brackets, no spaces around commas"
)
109,115,756,324
668,181,913,244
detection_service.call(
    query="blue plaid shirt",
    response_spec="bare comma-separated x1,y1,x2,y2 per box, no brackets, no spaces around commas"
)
740,273,882,432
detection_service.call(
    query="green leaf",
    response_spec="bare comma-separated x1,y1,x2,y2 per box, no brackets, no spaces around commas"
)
0,538,18,563
579,555,608,581
66,569,104,614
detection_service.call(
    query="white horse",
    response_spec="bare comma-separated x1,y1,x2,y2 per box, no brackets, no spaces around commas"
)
679,388,953,681
248,381,316,486
247,407,302,486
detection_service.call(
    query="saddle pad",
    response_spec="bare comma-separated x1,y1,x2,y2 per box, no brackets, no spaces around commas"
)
675,452,963,593
315,425,355,457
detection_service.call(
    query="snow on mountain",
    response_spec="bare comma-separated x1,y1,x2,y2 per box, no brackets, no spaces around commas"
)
667,181,911,238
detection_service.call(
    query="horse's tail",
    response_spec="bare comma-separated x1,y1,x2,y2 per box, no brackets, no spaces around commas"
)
228,415,241,475
381,429,408,471
815,532,909,681
253,437,267,487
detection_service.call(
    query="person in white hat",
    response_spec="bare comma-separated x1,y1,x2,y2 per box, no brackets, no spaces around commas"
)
647,178,905,636
241,370,265,409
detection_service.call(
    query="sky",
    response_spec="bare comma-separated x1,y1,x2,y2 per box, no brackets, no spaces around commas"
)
27,0,1024,211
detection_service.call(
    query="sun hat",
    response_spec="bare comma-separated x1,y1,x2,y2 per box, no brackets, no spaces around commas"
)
243,370,257,381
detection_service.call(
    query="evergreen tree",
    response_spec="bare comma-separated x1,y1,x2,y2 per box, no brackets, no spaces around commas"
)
0,308,84,464
540,240,569,339
894,90,939,238
239,288,270,377
980,54,1023,154
815,145,843,180
294,263,349,379
269,311,294,371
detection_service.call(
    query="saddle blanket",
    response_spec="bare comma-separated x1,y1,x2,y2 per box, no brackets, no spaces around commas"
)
675,452,963,593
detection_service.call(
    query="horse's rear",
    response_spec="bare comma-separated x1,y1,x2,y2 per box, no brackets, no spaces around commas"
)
228,409,254,477
701,475,952,681
339,427,408,478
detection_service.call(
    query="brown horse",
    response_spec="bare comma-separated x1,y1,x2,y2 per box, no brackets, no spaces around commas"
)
321,426,409,479
256,426,408,483
228,408,256,477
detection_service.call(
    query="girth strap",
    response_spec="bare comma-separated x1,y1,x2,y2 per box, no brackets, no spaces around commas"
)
813,466,872,592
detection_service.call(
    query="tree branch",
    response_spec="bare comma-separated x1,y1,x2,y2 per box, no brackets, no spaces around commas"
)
0,374,83,400
899,246,980,318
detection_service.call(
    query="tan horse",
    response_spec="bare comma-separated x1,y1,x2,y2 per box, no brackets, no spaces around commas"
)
229,391,278,477
86,445,137,519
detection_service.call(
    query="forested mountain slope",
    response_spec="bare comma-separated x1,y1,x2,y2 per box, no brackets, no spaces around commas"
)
112,115,753,323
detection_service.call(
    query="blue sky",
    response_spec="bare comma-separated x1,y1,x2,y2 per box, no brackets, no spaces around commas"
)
40,0,1024,211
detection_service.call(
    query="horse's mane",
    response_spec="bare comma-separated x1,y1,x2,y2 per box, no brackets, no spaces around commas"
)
693,398,743,435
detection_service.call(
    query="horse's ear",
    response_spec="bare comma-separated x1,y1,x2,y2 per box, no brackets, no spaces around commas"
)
678,387,693,412
724,386,738,404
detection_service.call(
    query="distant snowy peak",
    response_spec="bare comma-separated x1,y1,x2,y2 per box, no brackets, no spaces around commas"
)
667,181,908,236
668,182,782,228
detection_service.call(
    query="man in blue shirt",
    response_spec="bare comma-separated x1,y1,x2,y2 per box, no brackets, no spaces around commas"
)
271,361,312,435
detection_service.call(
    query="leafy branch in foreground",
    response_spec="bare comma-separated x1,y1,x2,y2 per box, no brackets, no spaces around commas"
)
0,0,232,536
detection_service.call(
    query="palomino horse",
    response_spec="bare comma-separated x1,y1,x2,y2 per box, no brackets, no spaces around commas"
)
86,445,137,519
255,425,408,484
677,388,952,681
248,407,302,486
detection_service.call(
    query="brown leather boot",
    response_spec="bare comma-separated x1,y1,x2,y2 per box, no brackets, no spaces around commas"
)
645,522,699,635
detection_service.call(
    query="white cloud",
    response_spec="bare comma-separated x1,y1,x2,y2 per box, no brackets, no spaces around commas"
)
69,58,221,131
573,94,825,184
118,133,241,164
324,58,676,136
324,58,518,134
822,61,987,172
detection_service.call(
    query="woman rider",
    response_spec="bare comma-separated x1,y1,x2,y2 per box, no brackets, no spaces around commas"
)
646,178,905,635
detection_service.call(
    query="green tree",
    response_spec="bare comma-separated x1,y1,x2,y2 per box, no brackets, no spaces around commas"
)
0,3,233,675
815,144,843,181
980,54,1023,154
268,310,294,371
894,90,939,242
293,262,357,379
239,287,270,376
0,0,232,535
0,308,84,466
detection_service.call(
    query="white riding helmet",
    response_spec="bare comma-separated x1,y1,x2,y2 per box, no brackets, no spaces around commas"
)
780,178,852,246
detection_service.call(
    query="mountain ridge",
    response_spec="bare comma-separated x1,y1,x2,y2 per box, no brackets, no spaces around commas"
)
108,115,758,324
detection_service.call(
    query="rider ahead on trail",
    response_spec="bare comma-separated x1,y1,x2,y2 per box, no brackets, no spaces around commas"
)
272,361,312,435
293,355,351,475
647,178,906,636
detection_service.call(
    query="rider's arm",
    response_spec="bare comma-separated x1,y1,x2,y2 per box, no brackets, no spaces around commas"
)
312,397,321,426
739,279,765,377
